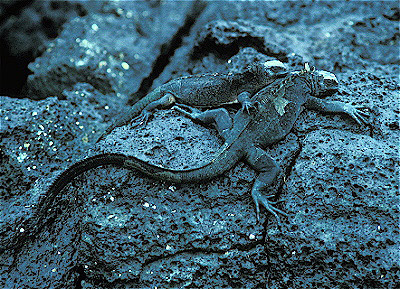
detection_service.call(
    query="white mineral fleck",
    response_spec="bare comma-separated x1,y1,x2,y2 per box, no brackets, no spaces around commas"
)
99,60,107,68
17,152,28,162
76,60,85,66
121,62,129,70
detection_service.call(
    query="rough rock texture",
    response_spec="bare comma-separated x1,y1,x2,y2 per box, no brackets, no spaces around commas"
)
0,82,124,198
0,1,399,288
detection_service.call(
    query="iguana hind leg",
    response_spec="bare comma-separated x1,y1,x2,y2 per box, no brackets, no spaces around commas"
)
97,93,176,142
132,93,177,127
245,147,287,226
174,104,233,140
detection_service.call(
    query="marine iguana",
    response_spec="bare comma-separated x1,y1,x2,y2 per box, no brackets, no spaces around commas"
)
96,60,288,142
8,64,368,251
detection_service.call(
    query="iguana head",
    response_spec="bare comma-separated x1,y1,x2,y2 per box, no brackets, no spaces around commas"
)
250,60,288,79
263,60,287,75
264,60,290,81
301,63,338,97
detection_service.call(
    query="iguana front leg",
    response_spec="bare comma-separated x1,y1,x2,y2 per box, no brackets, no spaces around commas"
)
305,97,369,125
245,147,287,226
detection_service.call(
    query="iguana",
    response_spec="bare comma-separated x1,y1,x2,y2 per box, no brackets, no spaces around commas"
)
96,60,288,142
7,64,368,251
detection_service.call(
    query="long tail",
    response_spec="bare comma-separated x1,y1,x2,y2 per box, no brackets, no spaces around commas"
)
48,146,241,195
1,154,129,253
122,144,241,183
4,148,241,252
47,153,127,198
42,148,240,218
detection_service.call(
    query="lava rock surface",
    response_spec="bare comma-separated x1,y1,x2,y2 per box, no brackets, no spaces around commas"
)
0,1,399,288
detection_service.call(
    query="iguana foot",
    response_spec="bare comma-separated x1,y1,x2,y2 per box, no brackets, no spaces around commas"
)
252,191,288,227
174,104,233,140
242,100,258,114
343,104,370,125
173,103,203,119
238,91,258,114
132,110,152,127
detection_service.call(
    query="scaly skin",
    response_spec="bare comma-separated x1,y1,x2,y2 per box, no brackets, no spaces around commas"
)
96,60,288,142
5,64,369,252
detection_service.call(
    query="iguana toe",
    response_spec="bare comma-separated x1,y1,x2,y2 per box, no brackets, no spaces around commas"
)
252,191,287,226
242,100,258,114
173,103,202,119
132,111,151,128
341,103,372,126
